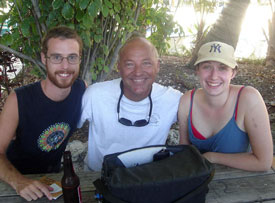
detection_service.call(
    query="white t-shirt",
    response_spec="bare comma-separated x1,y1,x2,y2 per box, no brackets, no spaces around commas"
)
78,78,182,171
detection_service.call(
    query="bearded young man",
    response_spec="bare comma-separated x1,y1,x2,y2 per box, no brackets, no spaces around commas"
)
0,26,85,201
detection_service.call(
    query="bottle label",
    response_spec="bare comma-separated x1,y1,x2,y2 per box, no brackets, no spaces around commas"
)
78,186,82,203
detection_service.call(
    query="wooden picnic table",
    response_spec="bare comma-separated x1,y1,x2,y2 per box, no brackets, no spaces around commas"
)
1,159,275,203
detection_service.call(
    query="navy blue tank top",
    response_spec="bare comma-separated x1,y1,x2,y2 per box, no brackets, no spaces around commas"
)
188,88,249,154
6,79,85,174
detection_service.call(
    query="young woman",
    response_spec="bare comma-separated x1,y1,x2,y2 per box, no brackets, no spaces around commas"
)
178,41,273,171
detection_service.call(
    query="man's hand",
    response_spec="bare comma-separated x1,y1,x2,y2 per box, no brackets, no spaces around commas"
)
14,177,53,201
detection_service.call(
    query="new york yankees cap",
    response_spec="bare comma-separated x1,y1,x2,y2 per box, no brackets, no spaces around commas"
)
194,41,238,69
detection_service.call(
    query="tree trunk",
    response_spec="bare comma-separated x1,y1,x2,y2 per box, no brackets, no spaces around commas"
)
189,0,250,68
266,11,275,68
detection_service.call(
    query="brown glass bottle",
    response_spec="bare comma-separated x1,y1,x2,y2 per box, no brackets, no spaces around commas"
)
61,151,82,203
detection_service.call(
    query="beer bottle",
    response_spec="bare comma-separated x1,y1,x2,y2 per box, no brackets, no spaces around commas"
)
61,151,82,203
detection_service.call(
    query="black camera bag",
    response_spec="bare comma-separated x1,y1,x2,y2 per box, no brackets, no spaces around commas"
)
94,145,215,203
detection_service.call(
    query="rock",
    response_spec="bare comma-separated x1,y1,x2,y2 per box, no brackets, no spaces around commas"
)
166,129,180,145
66,140,88,161
65,140,88,171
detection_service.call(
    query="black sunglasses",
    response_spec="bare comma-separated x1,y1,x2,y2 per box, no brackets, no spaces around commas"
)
117,81,153,127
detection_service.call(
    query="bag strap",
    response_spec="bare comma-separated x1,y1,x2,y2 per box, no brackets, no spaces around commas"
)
93,179,128,203
174,169,215,203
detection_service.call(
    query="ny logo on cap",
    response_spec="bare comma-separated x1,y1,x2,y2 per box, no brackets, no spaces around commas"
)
209,43,221,53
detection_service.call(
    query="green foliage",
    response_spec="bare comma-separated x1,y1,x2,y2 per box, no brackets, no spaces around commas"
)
237,58,265,65
192,0,217,13
0,50,20,96
0,0,182,83
180,45,192,57
176,0,218,49
136,2,184,56
30,65,45,78
0,1,7,8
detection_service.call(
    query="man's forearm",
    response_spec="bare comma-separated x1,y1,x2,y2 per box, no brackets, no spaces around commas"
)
0,154,25,190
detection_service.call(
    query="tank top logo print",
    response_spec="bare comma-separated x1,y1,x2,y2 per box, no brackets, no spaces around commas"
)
38,122,71,152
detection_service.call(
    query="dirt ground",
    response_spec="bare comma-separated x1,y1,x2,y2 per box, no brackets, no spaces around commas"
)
71,55,275,143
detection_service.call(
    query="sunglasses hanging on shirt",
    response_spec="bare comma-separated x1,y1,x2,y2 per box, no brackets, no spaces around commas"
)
117,81,152,127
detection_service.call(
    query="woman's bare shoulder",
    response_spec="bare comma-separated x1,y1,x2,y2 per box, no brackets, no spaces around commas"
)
236,85,265,108
179,90,193,106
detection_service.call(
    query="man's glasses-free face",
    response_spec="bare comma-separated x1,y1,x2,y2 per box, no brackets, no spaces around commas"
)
117,81,152,127
46,54,81,64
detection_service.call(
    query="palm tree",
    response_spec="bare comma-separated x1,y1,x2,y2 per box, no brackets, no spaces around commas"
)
189,0,251,68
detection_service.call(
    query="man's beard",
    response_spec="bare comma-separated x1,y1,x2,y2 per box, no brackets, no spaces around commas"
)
47,68,79,89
